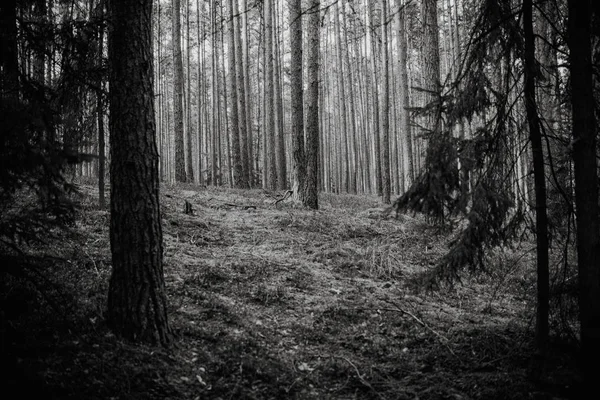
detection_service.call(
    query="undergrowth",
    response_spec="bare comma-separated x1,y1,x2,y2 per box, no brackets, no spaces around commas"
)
0,184,582,399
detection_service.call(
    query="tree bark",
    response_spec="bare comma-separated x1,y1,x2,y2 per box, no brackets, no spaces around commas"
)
368,1,382,195
381,0,391,204
234,0,249,188
264,0,277,189
97,1,105,208
107,0,172,346
421,0,441,135
172,0,186,182
397,0,414,188
567,0,600,388
227,0,243,187
523,0,549,354
290,0,305,202
302,0,320,209
273,1,287,190
0,0,19,101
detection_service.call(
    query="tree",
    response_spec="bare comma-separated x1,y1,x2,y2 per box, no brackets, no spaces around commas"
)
421,0,441,135
567,0,600,388
107,0,172,345
264,0,277,189
381,0,391,204
368,1,382,195
290,0,305,202
234,0,250,188
523,0,549,353
396,0,414,187
227,0,243,187
173,0,186,182
302,0,320,209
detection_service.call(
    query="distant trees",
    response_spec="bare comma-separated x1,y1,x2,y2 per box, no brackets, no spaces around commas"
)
107,0,172,345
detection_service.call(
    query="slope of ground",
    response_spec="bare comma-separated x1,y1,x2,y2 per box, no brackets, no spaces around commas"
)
1,185,580,399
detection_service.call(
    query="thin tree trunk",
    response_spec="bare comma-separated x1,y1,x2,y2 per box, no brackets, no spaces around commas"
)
264,0,276,189
421,0,441,135
173,0,186,182
524,0,549,355
241,0,253,186
211,0,219,185
273,1,286,189
290,0,305,202
97,0,105,208
397,0,414,187
227,0,242,187
380,0,391,204
184,0,194,182
196,0,204,186
368,1,382,195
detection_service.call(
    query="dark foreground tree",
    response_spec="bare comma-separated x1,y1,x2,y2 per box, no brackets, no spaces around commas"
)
107,0,172,345
567,0,600,388
523,0,549,354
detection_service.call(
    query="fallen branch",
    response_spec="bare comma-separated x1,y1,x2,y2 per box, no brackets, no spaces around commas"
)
274,190,294,207
382,298,463,364
333,356,385,400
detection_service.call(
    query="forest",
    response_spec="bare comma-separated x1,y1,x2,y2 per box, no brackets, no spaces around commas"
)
1,0,599,398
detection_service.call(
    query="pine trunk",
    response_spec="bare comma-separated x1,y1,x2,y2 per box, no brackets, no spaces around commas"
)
173,0,186,182
107,0,172,346
302,0,320,209
290,0,305,202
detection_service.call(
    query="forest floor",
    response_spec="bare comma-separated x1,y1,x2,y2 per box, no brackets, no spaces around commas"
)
2,184,581,399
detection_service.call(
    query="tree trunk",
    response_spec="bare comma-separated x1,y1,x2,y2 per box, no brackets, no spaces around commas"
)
381,0,391,204
421,0,441,135
107,0,172,346
523,0,549,354
264,0,277,190
97,1,105,208
0,0,19,101
334,2,350,193
196,0,204,186
397,0,414,187
227,0,242,187
185,0,194,182
234,0,249,188
273,2,287,190
368,1,382,196
172,0,186,182
241,0,253,186
302,0,320,209
567,0,600,388
289,0,305,202
210,0,220,185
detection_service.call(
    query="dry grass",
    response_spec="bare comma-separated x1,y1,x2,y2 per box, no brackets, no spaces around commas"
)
0,184,581,399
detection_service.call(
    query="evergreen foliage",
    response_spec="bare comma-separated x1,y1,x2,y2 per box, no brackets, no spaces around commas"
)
0,80,80,255
393,132,460,226
0,1,105,257
430,180,523,285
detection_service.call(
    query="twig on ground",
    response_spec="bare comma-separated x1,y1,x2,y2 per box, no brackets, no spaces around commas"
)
381,298,464,364
333,355,385,400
